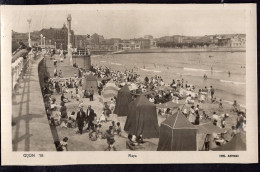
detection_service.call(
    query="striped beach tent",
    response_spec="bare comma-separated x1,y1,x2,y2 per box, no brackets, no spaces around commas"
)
102,82,119,102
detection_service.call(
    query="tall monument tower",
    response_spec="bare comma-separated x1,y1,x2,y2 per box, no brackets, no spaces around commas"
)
67,14,73,65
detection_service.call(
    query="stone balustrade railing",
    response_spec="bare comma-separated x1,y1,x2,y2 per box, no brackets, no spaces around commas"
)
11,53,35,90
72,49,91,56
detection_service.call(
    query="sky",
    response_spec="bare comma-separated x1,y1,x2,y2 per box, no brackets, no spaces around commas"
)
7,5,246,39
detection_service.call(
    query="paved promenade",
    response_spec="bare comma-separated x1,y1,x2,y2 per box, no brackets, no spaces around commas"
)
12,55,56,151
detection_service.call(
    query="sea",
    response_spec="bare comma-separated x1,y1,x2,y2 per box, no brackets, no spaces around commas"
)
91,51,246,106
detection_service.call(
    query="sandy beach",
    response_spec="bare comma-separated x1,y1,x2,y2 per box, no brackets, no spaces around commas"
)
44,53,246,151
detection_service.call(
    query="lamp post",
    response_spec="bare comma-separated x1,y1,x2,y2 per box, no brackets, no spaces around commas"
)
40,34,43,48
43,36,45,48
27,19,32,47
55,42,56,50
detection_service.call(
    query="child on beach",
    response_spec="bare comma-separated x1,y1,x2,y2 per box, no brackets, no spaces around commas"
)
232,100,240,112
99,111,107,123
97,124,105,139
212,112,219,126
185,95,194,104
182,109,188,118
115,122,122,136
105,126,116,151
126,134,136,150
89,124,98,141
78,100,84,109
59,137,68,151
111,121,116,134
202,111,210,120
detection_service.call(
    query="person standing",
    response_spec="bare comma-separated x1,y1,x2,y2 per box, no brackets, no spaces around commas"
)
105,126,116,151
86,105,95,131
53,59,57,67
236,112,244,131
76,107,86,134
210,86,215,101
89,89,94,101
54,68,58,77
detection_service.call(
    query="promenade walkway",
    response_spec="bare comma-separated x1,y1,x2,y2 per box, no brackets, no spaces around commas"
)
47,54,78,78
12,55,56,151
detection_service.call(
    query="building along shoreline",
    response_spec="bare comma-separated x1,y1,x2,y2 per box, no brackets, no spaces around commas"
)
112,47,245,54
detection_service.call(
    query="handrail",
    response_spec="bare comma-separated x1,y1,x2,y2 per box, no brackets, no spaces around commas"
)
11,53,34,90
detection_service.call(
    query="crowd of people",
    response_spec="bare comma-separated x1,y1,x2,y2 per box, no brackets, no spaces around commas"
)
89,62,246,150
40,51,246,151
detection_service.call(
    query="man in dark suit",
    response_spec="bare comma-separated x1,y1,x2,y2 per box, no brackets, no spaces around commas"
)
86,105,95,131
76,107,86,134
89,89,94,101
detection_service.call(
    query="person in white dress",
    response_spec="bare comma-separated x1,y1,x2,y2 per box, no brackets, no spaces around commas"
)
188,106,195,123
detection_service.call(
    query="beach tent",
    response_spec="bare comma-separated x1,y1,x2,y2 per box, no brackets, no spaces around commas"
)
157,112,197,151
124,95,159,138
82,73,98,92
211,134,246,151
114,85,132,116
124,96,140,132
194,122,228,151
102,89,118,102
102,82,119,102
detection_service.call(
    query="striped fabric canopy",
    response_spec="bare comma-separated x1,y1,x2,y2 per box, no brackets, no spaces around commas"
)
102,83,119,102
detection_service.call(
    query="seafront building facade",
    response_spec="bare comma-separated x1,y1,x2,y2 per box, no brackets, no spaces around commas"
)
12,23,75,50
156,34,246,48
13,26,246,52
